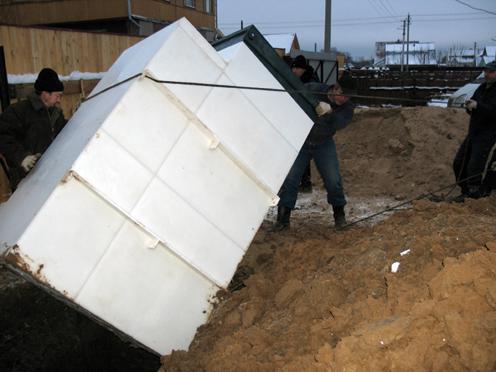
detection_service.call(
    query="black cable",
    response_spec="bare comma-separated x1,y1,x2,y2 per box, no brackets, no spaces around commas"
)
453,0,496,16
144,75,451,104
342,172,484,229
82,73,141,103
80,72,456,106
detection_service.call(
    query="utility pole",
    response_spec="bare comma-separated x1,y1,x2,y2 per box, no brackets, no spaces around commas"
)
324,0,332,52
406,13,411,72
400,19,406,72
474,41,477,66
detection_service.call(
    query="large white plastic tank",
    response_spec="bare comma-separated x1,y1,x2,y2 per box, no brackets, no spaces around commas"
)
0,18,313,354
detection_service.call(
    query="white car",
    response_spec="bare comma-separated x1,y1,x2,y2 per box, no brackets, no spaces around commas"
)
448,73,484,107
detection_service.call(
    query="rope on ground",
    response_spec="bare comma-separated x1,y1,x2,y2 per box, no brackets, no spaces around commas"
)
342,172,484,229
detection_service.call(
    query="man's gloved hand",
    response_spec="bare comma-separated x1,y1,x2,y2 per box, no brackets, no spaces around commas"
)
315,101,332,116
21,153,41,172
465,99,477,111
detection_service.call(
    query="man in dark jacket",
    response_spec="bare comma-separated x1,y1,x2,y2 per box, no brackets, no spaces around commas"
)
290,55,319,193
453,60,496,199
275,80,354,230
0,68,67,190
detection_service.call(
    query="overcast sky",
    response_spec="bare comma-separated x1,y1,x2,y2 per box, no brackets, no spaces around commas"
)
217,0,496,59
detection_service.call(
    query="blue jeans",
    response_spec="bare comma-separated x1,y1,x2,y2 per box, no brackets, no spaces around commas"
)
279,138,346,209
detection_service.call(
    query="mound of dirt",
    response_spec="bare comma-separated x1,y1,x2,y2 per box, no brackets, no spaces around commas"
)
162,197,496,371
161,107,496,372
337,107,468,199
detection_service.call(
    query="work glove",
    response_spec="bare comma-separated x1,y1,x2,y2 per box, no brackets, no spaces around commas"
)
315,101,332,116
465,99,477,111
21,153,41,172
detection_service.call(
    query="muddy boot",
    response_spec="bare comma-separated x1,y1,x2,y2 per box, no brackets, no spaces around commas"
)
332,205,346,229
273,205,291,231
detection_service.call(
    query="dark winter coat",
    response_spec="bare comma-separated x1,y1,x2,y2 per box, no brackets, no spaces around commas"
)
467,80,496,136
304,82,354,145
0,92,67,188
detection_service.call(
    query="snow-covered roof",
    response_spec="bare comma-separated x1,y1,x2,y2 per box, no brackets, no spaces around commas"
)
483,46,496,58
385,43,435,53
264,33,298,53
7,71,105,84
385,54,436,65
383,42,436,65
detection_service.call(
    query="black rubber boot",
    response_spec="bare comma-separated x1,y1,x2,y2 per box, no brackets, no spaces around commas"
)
273,205,291,231
332,205,346,229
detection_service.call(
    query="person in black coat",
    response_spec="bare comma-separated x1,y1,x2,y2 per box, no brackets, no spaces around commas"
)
290,55,319,193
453,60,496,199
0,68,67,190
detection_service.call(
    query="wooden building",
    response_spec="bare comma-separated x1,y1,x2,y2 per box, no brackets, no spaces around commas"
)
0,0,217,41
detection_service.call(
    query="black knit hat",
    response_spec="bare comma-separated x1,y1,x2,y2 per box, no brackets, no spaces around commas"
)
34,68,64,92
485,61,496,71
291,55,308,69
336,75,357,95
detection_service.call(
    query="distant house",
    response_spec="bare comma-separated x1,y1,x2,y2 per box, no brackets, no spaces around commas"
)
375,41,436,66
480,46,496,66
448,48,481,66
264,33,300,57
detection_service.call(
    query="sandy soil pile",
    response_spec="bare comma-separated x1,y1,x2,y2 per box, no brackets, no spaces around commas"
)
161,107,496,371
337,107,469,199
162,197,496,372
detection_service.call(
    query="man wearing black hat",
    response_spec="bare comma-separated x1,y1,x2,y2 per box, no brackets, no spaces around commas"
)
453,60,496,200
290,55,319,193
0,67,67,190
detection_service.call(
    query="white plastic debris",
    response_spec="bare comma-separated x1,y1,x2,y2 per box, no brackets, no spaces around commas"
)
391,262,400,273
400,249,411,256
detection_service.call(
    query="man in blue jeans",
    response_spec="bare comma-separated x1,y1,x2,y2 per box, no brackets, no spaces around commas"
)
275,80,355,230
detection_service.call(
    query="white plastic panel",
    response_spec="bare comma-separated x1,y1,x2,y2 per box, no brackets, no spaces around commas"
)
72,130,153,213
197,74,298,191
77,222,217,354
132,177,244,287
157,124,271,249
145,21,225,114
219,43,313,150
102,79,189,172
17,177,125,297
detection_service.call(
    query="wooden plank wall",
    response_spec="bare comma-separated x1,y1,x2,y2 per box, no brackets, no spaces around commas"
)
0,0,215,30
0,24,143,75
1,24,142,116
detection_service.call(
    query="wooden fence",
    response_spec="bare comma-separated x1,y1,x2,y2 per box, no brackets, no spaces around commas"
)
351,68,482,106
1,24,142,115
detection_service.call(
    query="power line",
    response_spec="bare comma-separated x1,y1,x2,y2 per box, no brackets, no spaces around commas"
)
367,0,396,21
219,16,495,30
453,0,496,15
218,12,487,26
376,0,397,19
383,0,397,15
218,13,493,28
